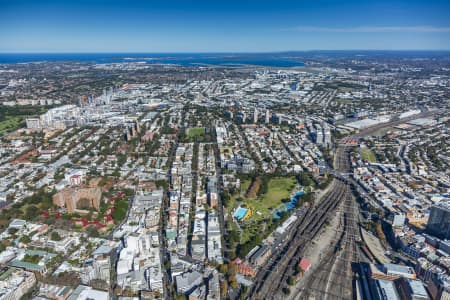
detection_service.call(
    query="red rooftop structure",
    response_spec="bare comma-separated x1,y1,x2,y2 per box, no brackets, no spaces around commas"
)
299,258,311,273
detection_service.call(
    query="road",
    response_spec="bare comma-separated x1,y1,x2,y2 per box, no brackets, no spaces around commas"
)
159,118,185,300
211,128,228,261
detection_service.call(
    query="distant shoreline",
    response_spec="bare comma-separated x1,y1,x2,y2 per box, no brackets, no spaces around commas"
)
2,50,449,66
0,53,306,67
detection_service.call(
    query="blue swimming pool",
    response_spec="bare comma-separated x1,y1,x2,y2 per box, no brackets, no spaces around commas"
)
234,207,248,220
273,191,305,219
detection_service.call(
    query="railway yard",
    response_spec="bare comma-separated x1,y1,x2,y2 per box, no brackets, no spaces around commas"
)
249,145,358,299
249,119,413,299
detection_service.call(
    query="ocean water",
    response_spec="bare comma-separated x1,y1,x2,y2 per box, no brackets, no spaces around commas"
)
0,53,304,67
1,51,448,66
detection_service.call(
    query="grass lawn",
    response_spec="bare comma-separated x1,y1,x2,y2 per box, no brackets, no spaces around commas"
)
241,179,252,193
226,179,251,215
229,176,297,222
186,127,205,137
361,148,377,163
240,224,262,243
0,105,53,136
112,199,129,224
262,177,296,203
0,116,25,136
225,176,298,249
336,98,352,104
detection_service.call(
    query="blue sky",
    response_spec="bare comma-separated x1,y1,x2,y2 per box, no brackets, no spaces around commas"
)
1,0,450,52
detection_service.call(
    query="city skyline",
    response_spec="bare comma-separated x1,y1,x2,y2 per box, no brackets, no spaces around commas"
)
1,0,450,52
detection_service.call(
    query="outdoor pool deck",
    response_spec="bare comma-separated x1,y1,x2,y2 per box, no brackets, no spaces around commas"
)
234,207,249,220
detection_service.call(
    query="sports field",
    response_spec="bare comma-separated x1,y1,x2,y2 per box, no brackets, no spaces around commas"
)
186,127,205,137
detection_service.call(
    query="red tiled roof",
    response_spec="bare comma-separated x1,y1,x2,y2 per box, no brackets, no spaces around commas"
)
299,258,311,272
237,264,256,277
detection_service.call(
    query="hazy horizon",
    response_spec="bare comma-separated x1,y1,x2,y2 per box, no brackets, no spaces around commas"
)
2,50,450,54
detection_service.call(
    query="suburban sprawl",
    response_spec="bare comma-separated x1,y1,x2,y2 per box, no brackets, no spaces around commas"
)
0,52,449,300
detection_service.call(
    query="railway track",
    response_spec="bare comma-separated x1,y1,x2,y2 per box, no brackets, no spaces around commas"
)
292,146,360,300
302,198,359,299
295,192,360,300
248,112,443,299
248,144,359,299
249,180,350,299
